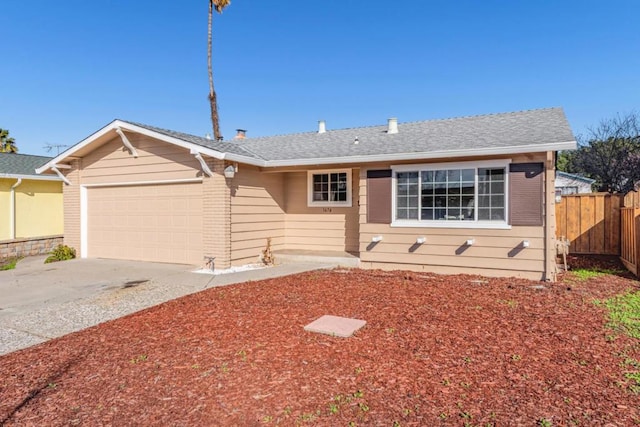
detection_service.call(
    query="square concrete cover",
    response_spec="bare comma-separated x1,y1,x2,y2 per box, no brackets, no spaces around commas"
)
304,315,366,338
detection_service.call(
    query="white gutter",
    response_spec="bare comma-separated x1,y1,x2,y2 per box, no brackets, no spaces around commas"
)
9,179,22,239
258,140,578,168
1,173,62,181
51,165,71,185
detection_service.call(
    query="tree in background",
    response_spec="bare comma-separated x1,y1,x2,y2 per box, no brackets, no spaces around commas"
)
0,128,18,153
208,0,231,141
562,112,640,193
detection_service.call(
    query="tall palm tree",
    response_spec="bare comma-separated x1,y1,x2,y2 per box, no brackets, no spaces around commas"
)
208,0,231,141
0,128,18,153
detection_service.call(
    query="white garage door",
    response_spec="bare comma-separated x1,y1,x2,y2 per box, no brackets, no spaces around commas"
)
87,182,203,264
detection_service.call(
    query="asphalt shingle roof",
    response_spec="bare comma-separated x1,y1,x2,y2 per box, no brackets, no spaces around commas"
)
236,107,575,162
126,121,259,159
37,106,567,173
0,153,53,177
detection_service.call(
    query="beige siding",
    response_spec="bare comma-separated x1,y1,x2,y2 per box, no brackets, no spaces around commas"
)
81,134,202,184
230,165,285,266
284,170,359,253
63,160,81,252
359,153,549,280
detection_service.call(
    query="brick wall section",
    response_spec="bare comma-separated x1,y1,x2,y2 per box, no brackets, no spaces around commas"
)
0,235,64,259
202,159,231,269
63,160,81,253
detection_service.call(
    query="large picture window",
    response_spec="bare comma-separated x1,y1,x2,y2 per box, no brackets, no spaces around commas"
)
307,169,352,207
392,161,509,227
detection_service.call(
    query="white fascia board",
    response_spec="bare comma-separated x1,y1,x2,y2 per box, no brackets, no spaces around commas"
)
261,140,578,168
0,173,63,181
35,119,265,173
36,120,122,174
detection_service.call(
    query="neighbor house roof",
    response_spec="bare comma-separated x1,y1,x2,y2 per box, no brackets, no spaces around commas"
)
0,153,61,180
556,171,596,184
37,107,577,173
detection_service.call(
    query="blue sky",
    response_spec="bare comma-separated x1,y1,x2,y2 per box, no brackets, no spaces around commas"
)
2,0,639,156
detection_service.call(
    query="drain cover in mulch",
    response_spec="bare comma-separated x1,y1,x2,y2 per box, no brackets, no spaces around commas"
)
304,315,366,338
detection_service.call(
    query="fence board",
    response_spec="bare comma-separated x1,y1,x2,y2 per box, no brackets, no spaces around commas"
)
624,191,640,208
620,208,640,276
555,193,623,255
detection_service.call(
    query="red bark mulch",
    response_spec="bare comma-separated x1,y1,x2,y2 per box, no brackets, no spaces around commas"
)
1,256,640,426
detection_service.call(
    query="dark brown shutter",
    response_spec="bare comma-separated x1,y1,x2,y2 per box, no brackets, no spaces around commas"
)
367,169,392,224
509,162,544,226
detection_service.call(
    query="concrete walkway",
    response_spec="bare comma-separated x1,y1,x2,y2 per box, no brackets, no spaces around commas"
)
0,256,337,356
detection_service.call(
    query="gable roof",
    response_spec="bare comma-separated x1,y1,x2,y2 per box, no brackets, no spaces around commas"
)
0,153,61,180
236,107,576,166
37,107,576,173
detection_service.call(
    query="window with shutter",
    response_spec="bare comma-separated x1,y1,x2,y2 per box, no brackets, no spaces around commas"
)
390,160,511,229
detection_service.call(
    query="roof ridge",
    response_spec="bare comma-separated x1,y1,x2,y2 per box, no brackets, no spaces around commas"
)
118,107,563,143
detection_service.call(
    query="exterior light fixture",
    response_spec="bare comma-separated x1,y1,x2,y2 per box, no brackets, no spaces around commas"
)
371,235,383,243
416,236,426,244
466,239,475,246
224,165,236,179
522,240,530,248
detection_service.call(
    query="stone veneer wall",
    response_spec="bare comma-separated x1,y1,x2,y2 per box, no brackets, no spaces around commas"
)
0,235,64,259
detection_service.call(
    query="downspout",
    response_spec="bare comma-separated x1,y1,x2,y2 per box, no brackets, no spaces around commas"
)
10,179,22,239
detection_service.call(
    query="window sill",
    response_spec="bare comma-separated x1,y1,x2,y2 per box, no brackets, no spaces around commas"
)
308,201,353,208
390,220,512,230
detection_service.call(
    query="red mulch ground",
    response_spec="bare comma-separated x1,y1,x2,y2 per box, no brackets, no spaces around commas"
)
1,256,640,426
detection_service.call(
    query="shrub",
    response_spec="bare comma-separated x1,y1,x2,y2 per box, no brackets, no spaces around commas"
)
45,245,76,264
0,257,20,271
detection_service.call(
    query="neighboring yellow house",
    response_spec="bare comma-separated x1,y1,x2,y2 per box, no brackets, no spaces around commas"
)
0,153,63,241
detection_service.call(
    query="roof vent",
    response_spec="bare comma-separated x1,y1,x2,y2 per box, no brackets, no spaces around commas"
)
387,117,398,134
318,120,326,134
234,129,247,139
205,133,211,140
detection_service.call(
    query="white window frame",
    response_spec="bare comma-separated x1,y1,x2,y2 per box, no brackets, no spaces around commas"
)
307,169,352,207
391,159,511,229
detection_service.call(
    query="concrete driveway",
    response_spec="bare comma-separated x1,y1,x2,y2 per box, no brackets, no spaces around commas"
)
0,256,336,356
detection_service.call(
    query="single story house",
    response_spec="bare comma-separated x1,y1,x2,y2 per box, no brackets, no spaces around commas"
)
1,153,63,241
36,107,576,280
555,171,595,195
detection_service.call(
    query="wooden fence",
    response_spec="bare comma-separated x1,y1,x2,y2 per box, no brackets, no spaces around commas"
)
555,193,624,255
620,207,640,276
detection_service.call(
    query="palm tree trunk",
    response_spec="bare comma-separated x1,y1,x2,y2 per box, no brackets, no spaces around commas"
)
208,0,222,141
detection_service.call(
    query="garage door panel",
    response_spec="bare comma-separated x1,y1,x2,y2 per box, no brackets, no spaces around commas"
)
88,182,203,264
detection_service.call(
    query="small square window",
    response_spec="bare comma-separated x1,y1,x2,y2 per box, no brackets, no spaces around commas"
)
308,170,352,207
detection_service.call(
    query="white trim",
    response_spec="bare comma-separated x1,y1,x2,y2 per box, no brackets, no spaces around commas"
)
261,141,576,168
115,127,138,158
80,178,203,258
80,186,88,258
391,220,512,230
9,179,22,239
81,177,203,188
35,120,259,174
306,169,353,208
0,173,62,181
392,159,510,172
391,159,511,229
53,163,71,169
